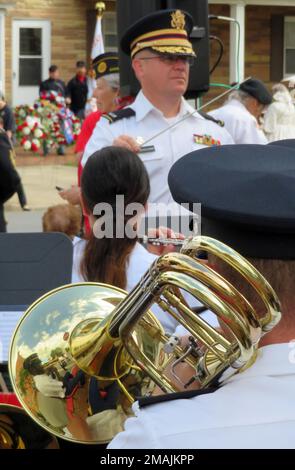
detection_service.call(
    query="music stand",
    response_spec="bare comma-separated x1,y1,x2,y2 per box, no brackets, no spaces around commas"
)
0,232,73,305
0,233,73,391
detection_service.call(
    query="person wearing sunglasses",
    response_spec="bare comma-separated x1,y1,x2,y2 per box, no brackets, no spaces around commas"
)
82,9,233,208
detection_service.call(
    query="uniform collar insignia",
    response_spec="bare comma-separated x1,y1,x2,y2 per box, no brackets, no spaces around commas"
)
171,10,186,30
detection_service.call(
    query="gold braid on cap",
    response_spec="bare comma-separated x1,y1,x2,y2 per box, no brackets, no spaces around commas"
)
131,31,195,58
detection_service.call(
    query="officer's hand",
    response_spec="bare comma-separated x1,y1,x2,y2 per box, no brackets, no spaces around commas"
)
147,226,185,255
33,374,65,398
113,135,140,153
59,185,81,206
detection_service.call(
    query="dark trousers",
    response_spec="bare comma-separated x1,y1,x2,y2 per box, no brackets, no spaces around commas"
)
0,204,6,232
16,181,27,208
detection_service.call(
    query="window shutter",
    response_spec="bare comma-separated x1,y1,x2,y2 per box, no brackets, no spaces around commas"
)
270,15,284,81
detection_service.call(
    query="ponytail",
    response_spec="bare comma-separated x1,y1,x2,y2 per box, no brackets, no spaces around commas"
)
80,146,150,289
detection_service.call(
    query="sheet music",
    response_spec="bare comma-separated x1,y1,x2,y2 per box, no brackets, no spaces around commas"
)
0,311,24,362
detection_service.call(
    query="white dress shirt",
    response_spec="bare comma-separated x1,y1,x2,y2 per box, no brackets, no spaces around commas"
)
72,237,178,334
108,343,295,449
82,91,234,205
210,99,268,145
72,237,157,293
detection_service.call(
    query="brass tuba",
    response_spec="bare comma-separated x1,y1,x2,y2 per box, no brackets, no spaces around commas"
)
9,236,281,445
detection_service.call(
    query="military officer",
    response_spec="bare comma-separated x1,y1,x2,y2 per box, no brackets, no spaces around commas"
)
82,9,233,206
108,144,295,449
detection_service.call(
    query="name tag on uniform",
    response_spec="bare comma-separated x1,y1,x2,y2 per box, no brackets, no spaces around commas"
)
138,145,156,154
136,136,156,154
193,134,221,146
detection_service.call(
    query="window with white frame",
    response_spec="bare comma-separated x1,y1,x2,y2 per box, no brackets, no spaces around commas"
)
102,12,117,51
284,16,295,76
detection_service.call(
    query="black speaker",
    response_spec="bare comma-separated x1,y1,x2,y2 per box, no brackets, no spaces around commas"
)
116,0,209,99
175,0,210,98
116,0,162,98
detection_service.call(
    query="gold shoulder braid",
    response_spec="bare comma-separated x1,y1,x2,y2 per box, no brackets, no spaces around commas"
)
171,10,186,30
9,149,17,168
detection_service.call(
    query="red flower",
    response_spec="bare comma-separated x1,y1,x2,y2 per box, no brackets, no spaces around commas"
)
31,142,39,152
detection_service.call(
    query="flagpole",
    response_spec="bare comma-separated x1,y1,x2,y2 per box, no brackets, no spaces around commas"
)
92,2,106,60
86,2,106,114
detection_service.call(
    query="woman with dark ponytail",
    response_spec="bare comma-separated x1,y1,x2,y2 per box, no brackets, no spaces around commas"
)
79,146,150,289
72,145,181,333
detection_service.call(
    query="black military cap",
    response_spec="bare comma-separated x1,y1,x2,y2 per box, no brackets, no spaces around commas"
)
239,78,272,105
268,139,295,149
92,52,119,80
120,9,196,59
168,144,295,259
23,353,41,372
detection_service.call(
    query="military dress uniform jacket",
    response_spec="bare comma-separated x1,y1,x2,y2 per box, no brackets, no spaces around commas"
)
82,91,234,205
210,99,268,145
108,343,295,449
0,129,20,231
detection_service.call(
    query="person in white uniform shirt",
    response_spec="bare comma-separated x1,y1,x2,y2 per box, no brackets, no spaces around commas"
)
73,145,207,335
81,9,233,206
210,78,272,145
109,143,295,449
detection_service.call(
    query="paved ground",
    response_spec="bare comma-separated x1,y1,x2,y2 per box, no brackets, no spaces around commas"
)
5,210,44,232
4,150,78,232
5,165,77,211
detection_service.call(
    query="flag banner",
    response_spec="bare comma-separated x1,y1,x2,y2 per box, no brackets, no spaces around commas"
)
91,15,105,59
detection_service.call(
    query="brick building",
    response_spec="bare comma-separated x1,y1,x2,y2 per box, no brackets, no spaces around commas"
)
1,0,295,106
0,0,115,105
208,0,295,104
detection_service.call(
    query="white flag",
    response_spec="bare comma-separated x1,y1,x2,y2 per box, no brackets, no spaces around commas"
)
91,15,105,60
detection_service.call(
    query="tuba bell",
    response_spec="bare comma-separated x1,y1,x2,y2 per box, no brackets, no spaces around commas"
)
9,236,281,445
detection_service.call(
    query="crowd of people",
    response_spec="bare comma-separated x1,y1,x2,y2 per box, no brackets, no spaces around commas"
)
1,7,295,451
